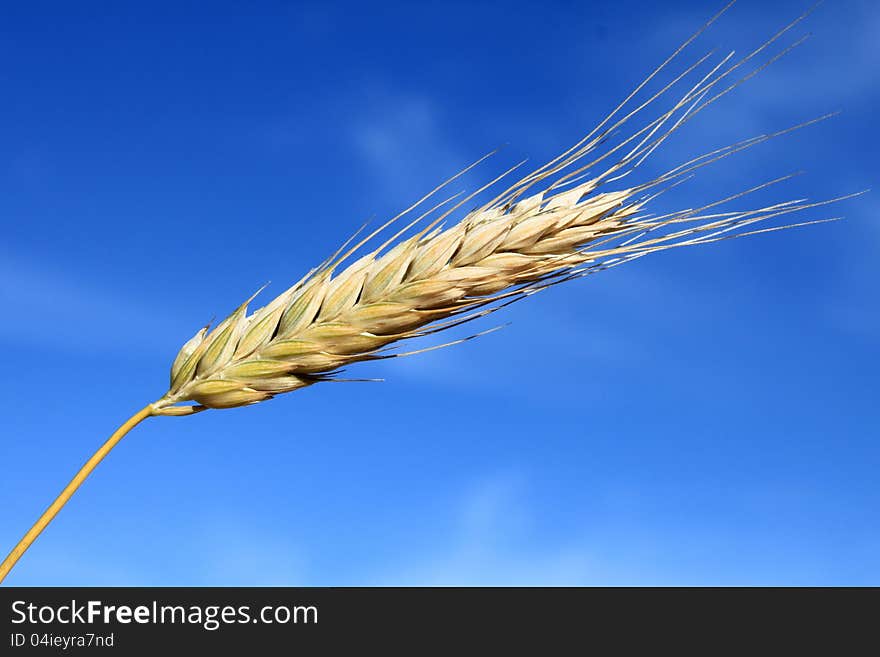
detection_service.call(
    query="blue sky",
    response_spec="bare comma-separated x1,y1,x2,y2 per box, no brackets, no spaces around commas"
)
1,0,877,585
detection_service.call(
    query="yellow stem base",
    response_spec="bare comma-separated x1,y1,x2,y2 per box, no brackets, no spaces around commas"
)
0,404,156,584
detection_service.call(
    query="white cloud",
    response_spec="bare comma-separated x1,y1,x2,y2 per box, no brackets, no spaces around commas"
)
190,518,309,586
0,250,185,356
361,472,599,586
350,91,482,205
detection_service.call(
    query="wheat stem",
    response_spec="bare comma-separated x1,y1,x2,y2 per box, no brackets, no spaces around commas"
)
0,404,157,584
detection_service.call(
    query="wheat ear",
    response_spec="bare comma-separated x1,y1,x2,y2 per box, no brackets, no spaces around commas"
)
0,3,861,583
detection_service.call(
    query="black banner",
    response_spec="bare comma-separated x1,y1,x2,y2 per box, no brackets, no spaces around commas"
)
1,587,875,652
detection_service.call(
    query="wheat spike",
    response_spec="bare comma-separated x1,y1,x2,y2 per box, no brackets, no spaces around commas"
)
0,2,863,583
159,165,848,412
161,185,639,408
151,4,853,412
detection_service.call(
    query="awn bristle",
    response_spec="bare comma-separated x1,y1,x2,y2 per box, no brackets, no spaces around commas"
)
153,3,856,414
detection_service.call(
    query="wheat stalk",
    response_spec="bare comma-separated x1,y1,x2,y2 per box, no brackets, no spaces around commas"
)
0,2,860,583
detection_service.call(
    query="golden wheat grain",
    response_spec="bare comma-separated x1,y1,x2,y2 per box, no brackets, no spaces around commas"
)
0,2,861,583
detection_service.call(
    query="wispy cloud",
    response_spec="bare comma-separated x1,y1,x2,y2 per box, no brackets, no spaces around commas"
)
0,250,182,356
362,472,599,586
190,518,309,586
350,91,473,202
